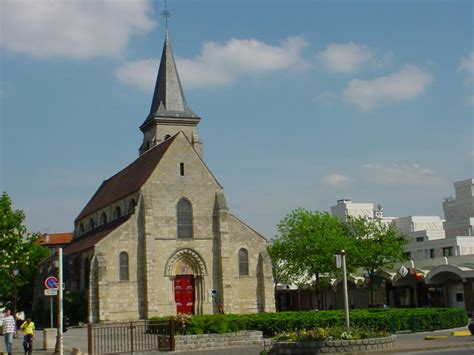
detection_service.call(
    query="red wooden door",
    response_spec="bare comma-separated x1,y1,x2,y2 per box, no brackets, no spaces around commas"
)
174,275,195,314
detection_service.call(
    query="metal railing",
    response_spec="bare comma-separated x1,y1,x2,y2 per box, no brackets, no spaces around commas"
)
87,319,174,354
388,313,464,334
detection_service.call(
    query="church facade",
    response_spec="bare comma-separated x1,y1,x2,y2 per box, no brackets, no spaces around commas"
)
63,33,275,322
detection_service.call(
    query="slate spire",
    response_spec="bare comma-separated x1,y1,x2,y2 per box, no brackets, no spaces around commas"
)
147,31,197,119
139,30,202,157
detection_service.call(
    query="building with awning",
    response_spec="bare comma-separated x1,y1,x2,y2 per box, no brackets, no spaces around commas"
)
276,178,474,313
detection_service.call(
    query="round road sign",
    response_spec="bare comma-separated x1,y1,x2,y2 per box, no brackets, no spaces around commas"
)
45,276,58,289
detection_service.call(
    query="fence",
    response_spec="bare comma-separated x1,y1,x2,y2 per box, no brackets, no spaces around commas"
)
387,313,464,334
87,320,174,354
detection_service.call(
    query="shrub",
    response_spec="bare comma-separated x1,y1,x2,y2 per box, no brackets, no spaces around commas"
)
150,307,468,337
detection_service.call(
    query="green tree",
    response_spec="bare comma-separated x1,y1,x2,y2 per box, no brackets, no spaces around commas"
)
0,192,49,311
270,208,351,309
345,216,409,305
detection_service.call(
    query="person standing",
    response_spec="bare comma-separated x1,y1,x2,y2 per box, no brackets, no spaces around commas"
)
2,309,16,355
20,318,35,355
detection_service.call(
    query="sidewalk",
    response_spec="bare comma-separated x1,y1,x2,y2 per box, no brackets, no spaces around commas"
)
4,325,473,354
379,326,474,354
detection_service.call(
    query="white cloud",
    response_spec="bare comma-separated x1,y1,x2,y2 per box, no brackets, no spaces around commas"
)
116,58,159,92
319,42,374,73
459,50,474,83
313,91,338,106
343,65,433,111
459,51,474,103
322,174,352,187
116,36,309,91
361,162,443,186
0,0,155,59
465,95,474,105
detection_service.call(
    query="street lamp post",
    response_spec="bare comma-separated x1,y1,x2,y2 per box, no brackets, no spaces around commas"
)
335,250,350,329
54,248,64,355
13,266,19,322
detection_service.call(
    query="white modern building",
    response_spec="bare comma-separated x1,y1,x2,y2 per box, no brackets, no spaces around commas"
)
327,178,474,313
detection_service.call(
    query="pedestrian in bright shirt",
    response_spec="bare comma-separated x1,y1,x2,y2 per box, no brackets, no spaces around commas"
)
20,318,35,355
2,309,16,355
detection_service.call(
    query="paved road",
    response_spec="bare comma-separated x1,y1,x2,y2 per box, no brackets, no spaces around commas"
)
395,348,474,354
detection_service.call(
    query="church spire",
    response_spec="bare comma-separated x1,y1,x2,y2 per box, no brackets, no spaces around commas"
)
139,23,202,157
148,32,196,117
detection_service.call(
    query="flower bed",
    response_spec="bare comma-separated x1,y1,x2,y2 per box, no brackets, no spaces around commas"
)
273,327,388,342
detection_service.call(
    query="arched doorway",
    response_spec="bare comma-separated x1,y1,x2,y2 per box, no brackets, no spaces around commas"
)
426,266,467,309
165,248,208,315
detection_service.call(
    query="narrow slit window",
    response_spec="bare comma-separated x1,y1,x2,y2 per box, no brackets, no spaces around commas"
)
119,252,129,281
239,248,249,276
180,163,185,176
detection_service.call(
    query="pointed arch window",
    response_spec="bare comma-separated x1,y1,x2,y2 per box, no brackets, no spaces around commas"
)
88,218,95,231
100,212,107,225
119,252,129,281
177,198,193,238
128,199,137,214
114,206,122,219
79,223,84,235
238,248,249,276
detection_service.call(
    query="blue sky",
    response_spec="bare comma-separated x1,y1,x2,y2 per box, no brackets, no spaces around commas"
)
1,0,473,238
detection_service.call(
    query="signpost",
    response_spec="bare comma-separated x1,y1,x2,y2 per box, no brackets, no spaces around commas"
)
45,276,59,328
45,276,58,289
44,289,58,296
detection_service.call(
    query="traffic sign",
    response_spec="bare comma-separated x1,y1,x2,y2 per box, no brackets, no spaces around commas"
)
44,289,58,296
45,276,58,289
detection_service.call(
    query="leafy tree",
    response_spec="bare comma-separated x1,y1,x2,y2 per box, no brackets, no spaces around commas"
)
0,192,49,311
345,216,409,305
270,208,352,309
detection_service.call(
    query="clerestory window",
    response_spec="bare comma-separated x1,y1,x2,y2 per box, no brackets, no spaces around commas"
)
114,206,122,219
100,212,107,225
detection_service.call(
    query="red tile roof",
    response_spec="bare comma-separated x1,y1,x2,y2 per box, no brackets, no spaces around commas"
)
39,233,73,246
64,215,131,255
75,134,177,222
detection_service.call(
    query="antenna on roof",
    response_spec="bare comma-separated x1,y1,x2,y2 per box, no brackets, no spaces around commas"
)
161,0,171,33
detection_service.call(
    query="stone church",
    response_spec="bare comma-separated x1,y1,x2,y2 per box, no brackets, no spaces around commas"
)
63,32,275,322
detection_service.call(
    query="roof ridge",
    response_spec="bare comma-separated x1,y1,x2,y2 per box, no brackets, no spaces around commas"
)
75,134,179,222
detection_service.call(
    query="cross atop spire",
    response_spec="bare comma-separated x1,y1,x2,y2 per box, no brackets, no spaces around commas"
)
161,0,171,32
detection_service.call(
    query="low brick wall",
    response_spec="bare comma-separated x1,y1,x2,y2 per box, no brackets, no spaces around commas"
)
174,330,263,351
267,335,397,354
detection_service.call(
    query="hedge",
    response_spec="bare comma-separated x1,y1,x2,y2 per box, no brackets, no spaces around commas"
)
151,307,468,336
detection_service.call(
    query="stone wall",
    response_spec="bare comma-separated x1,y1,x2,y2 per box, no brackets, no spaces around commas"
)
174,330,263,352
266,335,397,354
